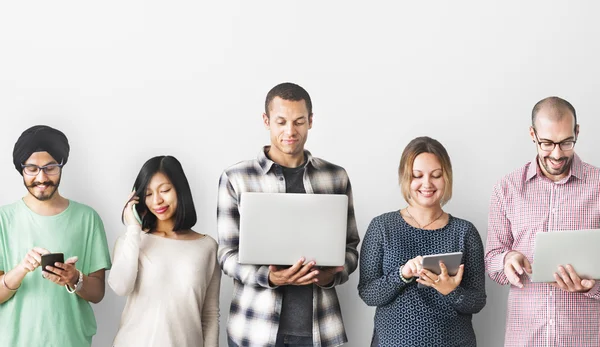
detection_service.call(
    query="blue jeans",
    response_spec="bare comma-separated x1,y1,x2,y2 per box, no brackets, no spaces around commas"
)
228,334,313,347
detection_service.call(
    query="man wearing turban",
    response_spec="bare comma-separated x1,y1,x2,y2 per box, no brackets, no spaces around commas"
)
0,125,112,347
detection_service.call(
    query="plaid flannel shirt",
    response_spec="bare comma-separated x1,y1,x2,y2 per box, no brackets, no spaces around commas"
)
217,146,360,347
485,154,600,346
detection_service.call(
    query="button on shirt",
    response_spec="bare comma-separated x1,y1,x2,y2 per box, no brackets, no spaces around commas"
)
485,154,600,346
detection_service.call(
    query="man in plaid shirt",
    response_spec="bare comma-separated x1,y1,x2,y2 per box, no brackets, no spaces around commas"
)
217,82,360,347
485,96,600,346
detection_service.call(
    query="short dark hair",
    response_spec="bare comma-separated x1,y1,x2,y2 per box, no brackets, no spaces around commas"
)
398,136,453,206
125,156,197,233
531,96,577,129
264,82,313,117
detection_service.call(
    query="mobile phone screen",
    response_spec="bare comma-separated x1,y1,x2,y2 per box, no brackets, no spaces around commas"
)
41,253,65,276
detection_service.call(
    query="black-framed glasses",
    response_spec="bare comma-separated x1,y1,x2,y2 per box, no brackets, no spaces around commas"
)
533,128,576,151
21,162,64,176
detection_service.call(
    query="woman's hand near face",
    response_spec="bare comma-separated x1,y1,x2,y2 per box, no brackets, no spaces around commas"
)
123,191,141,227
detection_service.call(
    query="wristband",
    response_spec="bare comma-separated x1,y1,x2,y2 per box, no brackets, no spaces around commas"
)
65,270,83,294
2,274,20,291
399,265,414,284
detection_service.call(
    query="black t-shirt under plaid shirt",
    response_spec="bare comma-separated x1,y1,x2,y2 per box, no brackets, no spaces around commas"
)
278,160,312,338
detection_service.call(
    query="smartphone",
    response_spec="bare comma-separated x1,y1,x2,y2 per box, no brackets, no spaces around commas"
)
417,251,463,288
41,253,65,276
132,204,142,224
131,187,142,224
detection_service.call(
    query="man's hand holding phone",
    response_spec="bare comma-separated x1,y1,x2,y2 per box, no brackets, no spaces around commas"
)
42,255,80,288
123,190,142,226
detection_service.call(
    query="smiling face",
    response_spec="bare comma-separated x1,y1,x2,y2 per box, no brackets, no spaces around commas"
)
145,172,178,223
530,108,578,181
408,153,446,208
263,97,312,166
22,151,62,201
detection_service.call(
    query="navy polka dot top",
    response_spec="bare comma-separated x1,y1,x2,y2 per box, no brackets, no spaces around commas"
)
358,211,486,347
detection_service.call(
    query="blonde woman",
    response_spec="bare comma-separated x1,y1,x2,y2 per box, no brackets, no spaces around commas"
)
358,137,486,347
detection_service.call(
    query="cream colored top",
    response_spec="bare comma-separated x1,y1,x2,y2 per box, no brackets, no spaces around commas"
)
108,225,221,347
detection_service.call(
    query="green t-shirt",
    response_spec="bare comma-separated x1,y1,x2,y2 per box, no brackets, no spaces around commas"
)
0,199,112,347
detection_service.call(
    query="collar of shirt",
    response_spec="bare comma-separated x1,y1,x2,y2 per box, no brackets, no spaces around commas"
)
526,153,584,183
257,146,319,175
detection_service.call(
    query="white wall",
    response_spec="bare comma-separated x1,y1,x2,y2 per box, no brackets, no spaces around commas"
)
1,1,600,346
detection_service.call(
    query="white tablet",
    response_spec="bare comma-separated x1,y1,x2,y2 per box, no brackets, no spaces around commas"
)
531,229,600,282
418,251,463,288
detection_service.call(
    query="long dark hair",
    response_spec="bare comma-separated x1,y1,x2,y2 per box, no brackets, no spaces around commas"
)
123,155,197,232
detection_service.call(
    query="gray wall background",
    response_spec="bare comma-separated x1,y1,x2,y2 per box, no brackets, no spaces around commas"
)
1,1,600,346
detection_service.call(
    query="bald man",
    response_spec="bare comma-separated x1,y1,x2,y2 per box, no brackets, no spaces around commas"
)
0,125,111,347
485,97,600,346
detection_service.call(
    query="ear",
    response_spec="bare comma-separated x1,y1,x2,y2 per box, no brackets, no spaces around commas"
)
529,126,536,143
575,124,580,138
262,113,270,130
308,113,313,129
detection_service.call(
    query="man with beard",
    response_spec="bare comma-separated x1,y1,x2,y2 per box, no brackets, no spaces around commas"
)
0,125,111,347
485,97,600,346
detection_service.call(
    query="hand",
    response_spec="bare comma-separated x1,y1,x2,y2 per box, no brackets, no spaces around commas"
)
268,258,319,286
417,262,464,295
123,191,141,227
401,256,424,279
19,247,50,273
43,256,79,287
551,264,596,293
314,266,344,286
503,251,532,288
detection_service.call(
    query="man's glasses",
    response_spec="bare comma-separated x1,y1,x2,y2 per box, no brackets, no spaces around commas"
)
21,162,64,176
533,128,576,151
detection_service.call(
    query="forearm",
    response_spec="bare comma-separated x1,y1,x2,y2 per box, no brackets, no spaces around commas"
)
75,274,105,303
0,268,27,304
203,320,219,347
217,173,273,287
445,286,487,314
108,227,141,296
202,300,220,346
335,179,360,287
317,250,359,289
358,217,406,306
486,187,514,285
219,249,272,288
485,250,511,285
451,225,487,313
358,269,409,307
332,243,360,288
202,264,221,346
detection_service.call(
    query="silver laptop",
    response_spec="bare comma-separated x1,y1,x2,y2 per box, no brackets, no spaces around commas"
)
238,192,348,266
531,229,600,282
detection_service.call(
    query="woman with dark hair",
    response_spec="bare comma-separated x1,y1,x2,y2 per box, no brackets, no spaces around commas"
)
108,156,220,347
358,137,486,347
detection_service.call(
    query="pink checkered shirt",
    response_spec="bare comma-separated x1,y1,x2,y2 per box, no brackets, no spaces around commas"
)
485,154,600,347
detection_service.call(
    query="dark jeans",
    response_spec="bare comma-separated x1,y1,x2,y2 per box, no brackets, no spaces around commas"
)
228,334,313,347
